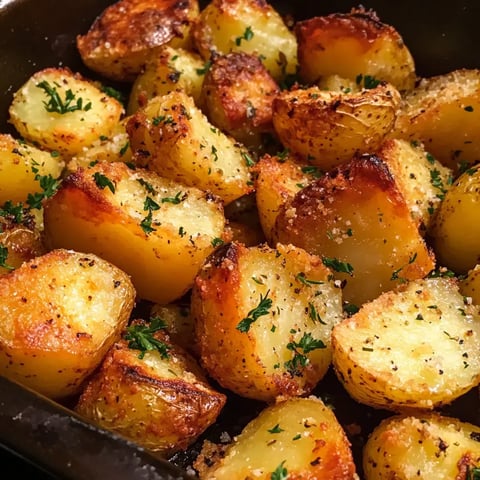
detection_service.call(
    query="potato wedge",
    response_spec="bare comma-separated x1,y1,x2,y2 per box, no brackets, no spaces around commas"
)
127,46,205,114
296,10,416,91
460,264,480,306
429,164,480,274
76,320,225,455
273,155,435,306
192,0,297,82
332,277,480,412
390,69,480,171
375,139,453,232
77,0,199,82
195,396,357,479
9,68,123,157
127,91,253,204
192,242,343,402
0,134,64,205
43,161,226,304
364,413,480,479
200,52,279,148
0,249,135,399
272,83,401,170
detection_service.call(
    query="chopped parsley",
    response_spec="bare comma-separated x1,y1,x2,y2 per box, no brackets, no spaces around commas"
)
391,252,417,282
0,245,14,270
468,466,480,480
27,173,61,209
235,26,254,46
0,201,25,224
236,290,272,333
295,272,323,286
301,165,323,178
241,151,255,167
196,60,212,76
271,461,288,480
284,332,326,376
124,317,170,360
101,84,125,104
267,424,284,434
137,178,157,195
430,168,448,200
92,172,115,194
161,191,186,204
119,141,129,157
355,74,381,89
308,302,327,325
211,237,224,247
37,80,92,114
322,257,354,276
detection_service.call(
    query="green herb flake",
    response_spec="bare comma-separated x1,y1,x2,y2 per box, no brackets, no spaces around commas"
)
37,80,92,114
196,60,212,76
124,317,170,360
295,272,323,286
355,74,381,89
211,145,218,162
161,191,186,204
242,151,255,167
178,226,186,237
119,141,129,157
284,332,326,375
464,105,474,112
0,201,25,224
140,210,155,234
301,165,322,178
101,85,125,104
93,172,115,194
322,256,354,276
236,290,273,333
235,26,254,46
144,196,160,212
50,150,60,158
271,461,288,480
308,302,327,325
292,434,301,441
343,302,359,317
211,237,224,247
137,178,156,195
27,174,61,209
0,245,14,271
267,424,284,434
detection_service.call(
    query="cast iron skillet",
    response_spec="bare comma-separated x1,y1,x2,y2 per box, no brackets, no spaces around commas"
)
0,0,480,478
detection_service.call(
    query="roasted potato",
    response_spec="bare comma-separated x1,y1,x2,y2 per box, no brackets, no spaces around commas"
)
375,139,453,232
76,319,225,456
195,396,357,479
429,164,480,274
272,83,401,170
274,154,435,306
390,69,480,171
77,0,199,82
127,45,206,114
460,264,480,306
200,52,279,148
0,249,135,399
296,9,416,91
192,242,343,402
364,413,480,479
0,134,64,205
192,0,297,82
9,68,124,157
127,90,253,205
332,277,480,412
43,161,226,304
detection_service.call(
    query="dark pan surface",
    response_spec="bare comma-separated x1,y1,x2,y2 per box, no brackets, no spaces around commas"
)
1,0,480,478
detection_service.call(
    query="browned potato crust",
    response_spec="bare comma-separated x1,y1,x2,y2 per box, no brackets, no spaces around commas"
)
296,10,416,91
77,0,199,82
274,154,435,306
76,325,226,455
192,242,343,402
0,249,135,399
200,52,279,147
272,83,401,170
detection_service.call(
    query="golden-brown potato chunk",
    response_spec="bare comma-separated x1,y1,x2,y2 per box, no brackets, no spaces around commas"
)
0,134,64,205
0,249,135,399
390,69,480,171
332,277,480,412
429,164,480,274
191,242,343,402
9,68,124,157
296,9,416,91
127,46,205,114
364,413,480,479
375,139,453,232
195,397,357,479
127,91,253,204
274,155,435,306
43,161,226,304
200,52,279,148
192,0,297,82
77,0,199,82
272,83,401,170
76,320,225,455
460,264,480,306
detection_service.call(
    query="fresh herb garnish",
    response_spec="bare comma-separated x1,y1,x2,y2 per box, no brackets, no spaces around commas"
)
284,332,326,375
124,317,170,360
295,272,323,286
308,302,327,325
37,80,92,114
391,253,417,282
161,191,186,204
93,172,115,194
236,290,272,333
101,84,125,104
0,245,14,271
271,461,288,480
27,173,60,209
235,26,254,46
211,237,224,247
322,257,354,275
242,151,255,167
267,424,284,434
196,60,212,76
0,201,25,224
355,74,381,89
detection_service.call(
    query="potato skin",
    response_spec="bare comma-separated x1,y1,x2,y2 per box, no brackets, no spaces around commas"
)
192,242,343,402
364,413,480,479
76,329,226,456
43,161,226,304
77,0,199,82
272,83,401,170
195,396,357,480
430,164,480,274
0,249,135,399
296,10,416,91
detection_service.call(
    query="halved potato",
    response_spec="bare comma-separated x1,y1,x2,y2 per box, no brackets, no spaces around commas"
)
332,277,480,411
272,83,401,170
77,0,199,82
296,9,416,91
43,161,226,304
9,68,123,157
76,320,226,456
127,90,253,204
273,155,435,306
0,134,64,205
0,249,135,399
364,413,480,479
192,0,297,82
195,397,357,479
429,164,480,274
191,242,343,402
